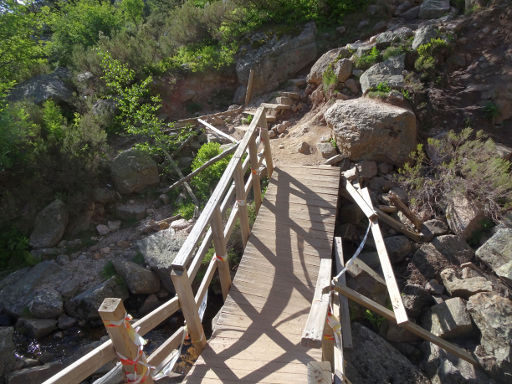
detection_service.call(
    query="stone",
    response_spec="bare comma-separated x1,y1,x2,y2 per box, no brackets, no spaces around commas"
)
325,98,416,166
27,288,63,319
316,142,337,159
96,224,110,236
170,218,190,231
108,220,121,232
235,23,317,102
110,148,159,195
345,323,430,384
425,279,445,295
7,68,72,106
445,195,486,240
336,26,346,35
16,318,57,338
385,322,419,342
475,228,512,283
401,5,420,19
423,219,449,237
307,47,348,85
115,200,148,221
378,162,393,174
0,327,16,378
29,199,68,249
360,55,405,94
345,78,360,94
432,235,474,265
140,294,161,315
467,292,512,381
419,0,451,19
137,228,186,292
384,236,412,263
6,362,63,384
333,58,353,83
402,284,434,318
93,187,116,204
297,141,310,154
376,27,414,47
355,160,378,179
57,314,77,330
412,24,439,50
440,268,492,299
412,243,454,280
112,260,160,295
425,297,473,339
91,99,116,119
65,277,129,320
359,251,381,269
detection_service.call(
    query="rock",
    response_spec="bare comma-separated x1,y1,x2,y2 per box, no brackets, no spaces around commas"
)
65,277,129,320
110,148,159,195
384,236,412,263
7,68,72,106
360,55,405,94
425,279,445,295
359,251,381,269
137,228,186,292
467,292,512,381
432,235,474,265
424,297,473,339
16,318,57,338
91,99,116,119
412,24,439,50
27,288,63,319
345,78,360,94
115,200,148,221
440,268,492,299
96,224,110,236
76,71,93,82
93,187,116,204
170,218,190,231
445,195,486,240
29,199,68,249
376,27,414,47
325,98,416,166
0,327,16,378
419,0,451,19
108,220,121,232
297,141,310,154
57,314,77,330
307,47,348,85
401,5,420,19
345,323,430,384
316,142,337,159
385,322,419,343
235,23,317,102
402,284,434,318
412,243,455,280
112,260,160,295
378,162,393,175
475,228,512,283
355,160,378,179
6,362,63,384
336,26,346,35
0,261,62,317
333,58,352,83
423,219,449,237
358,19,369,29
140,294,161,315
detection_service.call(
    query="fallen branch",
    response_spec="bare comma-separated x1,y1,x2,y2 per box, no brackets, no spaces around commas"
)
198,119,238,144
375,208,423,243
388,192,422,231
163,149,199,206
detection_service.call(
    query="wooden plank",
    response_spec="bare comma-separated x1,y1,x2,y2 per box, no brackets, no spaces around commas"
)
244,68,255,106
388,192,422,230
211,206,231,300
260,103,291,110
360,187,409,325
334,237,353,349
234,161,250,246
375,207,423,242
301,258,332,348
331,293,345,384
353,258,386,286
147,326,185,367
308,361,332,384
249,138,262,211
258,114,273,177
343,179,377,220
195,256,217,307
198,118,238,143
332,285,478,366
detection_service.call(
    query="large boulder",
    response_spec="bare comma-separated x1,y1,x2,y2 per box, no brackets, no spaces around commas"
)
111,149,159,195
345,323,430,384
467,292,512,382
445,195,486,240
475,228,512,283
419,0,451,19
112,260,160,295
412,24,438,50
424,297,474,339
137,228,187,292
359,55,405,94
235,22,317,102
375,27,414,47
16,318,57,338
440,268,492,299
325,98,416,166
0,327,16,379
431,235,474,264
7,68,72,105
27,288,63,319
307,47,347,85
29,199,68,248
384,235,412,263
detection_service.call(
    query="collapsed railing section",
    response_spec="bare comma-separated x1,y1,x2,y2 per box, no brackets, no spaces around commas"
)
43,107,272,384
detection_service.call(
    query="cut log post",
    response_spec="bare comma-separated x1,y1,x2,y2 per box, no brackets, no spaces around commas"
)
233,161,250,246
198,119,238,144
248,138,262,211
388,192,422,231
244,68,255,106
210,205,231,300
98,298,154,384
334,237,353,349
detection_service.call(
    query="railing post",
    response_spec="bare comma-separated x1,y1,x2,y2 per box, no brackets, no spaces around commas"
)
98,298,154,384
233,160,250,246
211,205,231,300
258,112,273,178
244,68,255,106
170,269,207,351
248,137,262,211
322,314,335,370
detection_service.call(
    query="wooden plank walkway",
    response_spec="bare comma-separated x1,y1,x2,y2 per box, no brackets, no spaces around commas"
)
185,165,340,383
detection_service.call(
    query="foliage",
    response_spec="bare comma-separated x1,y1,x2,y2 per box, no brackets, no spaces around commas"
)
414,38,448,79
354,46,381,70
176,202,196,220
382,45,405,61
322,63,337,93
191,142,231,201
367,81,391,99
398,128,512,221
364,309,385,330
483,101,499,122
101,260,117,279
162,43,237,73
242,114,253,125
119,0,145,26
0,227,33,272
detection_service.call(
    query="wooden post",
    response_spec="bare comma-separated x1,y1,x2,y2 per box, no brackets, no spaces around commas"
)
322,314,334,368
211,205,231,300
248,137,262,211
244,68,255,106
98,298,154,384
233,161,250,246
258,112,273,178
170,269,207,351
334,237,353,349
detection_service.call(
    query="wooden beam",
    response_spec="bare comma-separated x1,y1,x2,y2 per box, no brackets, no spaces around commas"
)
375,208,423,242
352,259,386,286
249,138,262,211
198,119,238,144
307,361,332,384
332,285,479,366
388,192,422,231
334,237,353,349
343,179,377,220
258,113,273,178
211,206,231,300
244,68,255,106
331,292,346,384
359,187,409,325
301,257,332,348
234,161,250,246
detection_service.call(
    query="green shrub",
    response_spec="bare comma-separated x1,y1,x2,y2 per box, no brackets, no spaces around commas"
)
414,38,448,79
354,46,380,70
176,202,196,220
382,45,405,61
322,63,337,93
367,82,391,99
101,260,117,279
0,227,33,272
398,128,512,221
483,101,499,122
191,142,231,201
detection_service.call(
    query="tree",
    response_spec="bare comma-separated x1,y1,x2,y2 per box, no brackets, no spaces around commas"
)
120,0,144,26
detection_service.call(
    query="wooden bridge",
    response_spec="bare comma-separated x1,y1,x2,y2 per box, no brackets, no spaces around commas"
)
45,106,478,384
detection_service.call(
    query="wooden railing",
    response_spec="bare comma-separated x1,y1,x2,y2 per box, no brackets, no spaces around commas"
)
44,106,272,384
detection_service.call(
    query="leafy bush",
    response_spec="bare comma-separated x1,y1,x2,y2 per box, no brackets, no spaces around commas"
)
0,227,33,272
322,63,337,93
483,101,499,122
191,142,231,201
414,38,448,79
176,202,196,220
382,45,405,61
398,128,512,221
354,46,381,70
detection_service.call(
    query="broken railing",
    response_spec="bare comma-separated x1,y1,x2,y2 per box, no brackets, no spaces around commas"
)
44,107,272,384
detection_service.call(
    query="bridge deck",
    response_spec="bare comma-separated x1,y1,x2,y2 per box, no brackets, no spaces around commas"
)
185,165,340,383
